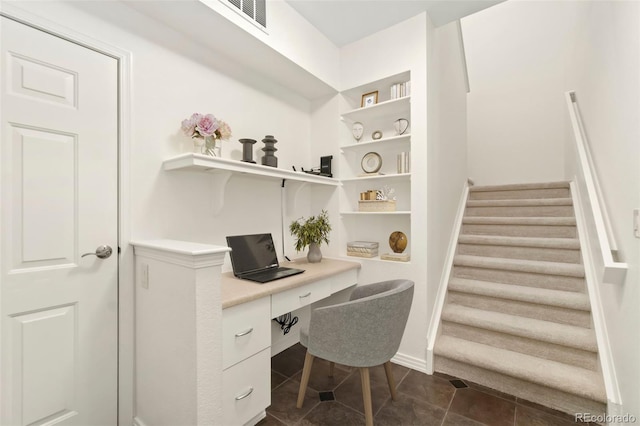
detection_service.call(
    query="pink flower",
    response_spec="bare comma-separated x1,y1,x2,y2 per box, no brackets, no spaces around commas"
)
181,113,201,137
195,114,219,137
217,121,232,140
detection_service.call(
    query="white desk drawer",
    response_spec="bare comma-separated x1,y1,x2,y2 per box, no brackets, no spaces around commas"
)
222,347,271,426
223,297,271,369
271,278,331,318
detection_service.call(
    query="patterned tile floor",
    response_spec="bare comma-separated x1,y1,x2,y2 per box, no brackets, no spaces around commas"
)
258,343,600,426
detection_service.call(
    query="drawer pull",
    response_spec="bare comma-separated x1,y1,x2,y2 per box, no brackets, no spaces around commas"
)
299,292,312,298
234,328,254,337
235,386,254,401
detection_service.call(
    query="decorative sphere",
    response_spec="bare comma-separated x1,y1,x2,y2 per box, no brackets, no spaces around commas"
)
389,231,407,253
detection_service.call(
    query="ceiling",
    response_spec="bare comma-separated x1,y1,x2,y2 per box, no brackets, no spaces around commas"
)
285,0,506,47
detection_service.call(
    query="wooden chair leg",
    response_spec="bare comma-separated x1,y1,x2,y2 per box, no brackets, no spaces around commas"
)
329,361,335,377
383,361,397,400
296,351,315,408
359,367,374,426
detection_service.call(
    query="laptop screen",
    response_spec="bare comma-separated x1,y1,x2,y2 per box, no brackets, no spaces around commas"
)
226,233,279,275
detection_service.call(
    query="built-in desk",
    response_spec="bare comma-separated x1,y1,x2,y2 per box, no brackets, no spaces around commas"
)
222,257,361,308
221,258,360,425
130,240,360,426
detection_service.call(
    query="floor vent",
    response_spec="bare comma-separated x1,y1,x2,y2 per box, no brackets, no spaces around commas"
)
226,0,266,28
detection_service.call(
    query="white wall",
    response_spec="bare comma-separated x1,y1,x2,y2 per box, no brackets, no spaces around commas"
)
565,1,640,419
2,1,337,423
462,0,575,185
339,13,429,369
426,19,469,325
12,1,325,265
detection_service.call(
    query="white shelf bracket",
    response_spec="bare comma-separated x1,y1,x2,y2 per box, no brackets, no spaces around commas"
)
210,171,233,216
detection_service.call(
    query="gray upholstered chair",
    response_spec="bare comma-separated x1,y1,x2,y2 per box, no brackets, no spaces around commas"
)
296,279,414,426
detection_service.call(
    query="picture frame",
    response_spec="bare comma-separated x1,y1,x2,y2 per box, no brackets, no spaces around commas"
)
361,91,378,108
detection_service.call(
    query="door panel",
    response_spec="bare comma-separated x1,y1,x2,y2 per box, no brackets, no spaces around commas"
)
1,17,118,425
11,305,77,425
12,126,76,268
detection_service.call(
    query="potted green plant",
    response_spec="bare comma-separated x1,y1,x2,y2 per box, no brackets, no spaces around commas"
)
289,210,331,263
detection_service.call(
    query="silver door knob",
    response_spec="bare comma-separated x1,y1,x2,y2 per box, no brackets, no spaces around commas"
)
82,245,113,259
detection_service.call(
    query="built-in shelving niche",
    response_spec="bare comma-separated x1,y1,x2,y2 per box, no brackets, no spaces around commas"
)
338,70,412,263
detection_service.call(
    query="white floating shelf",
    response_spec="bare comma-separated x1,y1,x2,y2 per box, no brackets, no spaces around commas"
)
341,97,411,123
340,173,411,183
163,153,339,186
341,134,411,151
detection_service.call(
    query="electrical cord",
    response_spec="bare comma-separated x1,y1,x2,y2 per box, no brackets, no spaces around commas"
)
273,312,298,335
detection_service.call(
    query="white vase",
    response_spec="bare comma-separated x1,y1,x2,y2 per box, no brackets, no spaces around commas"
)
204,136,222,157
307,242,322,263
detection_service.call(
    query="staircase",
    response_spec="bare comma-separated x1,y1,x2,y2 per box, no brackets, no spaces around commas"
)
433,181,607,416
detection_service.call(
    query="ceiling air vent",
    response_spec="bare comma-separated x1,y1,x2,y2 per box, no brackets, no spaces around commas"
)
226,0,266,28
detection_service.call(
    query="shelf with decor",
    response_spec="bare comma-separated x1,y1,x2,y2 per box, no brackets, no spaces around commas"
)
341,134,410,152
163,153,338,214
340,96,410,124
338,72,412,263
341,173,411,183
164,153,338,186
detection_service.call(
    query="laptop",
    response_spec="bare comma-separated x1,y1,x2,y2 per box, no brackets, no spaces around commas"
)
226,233,304,283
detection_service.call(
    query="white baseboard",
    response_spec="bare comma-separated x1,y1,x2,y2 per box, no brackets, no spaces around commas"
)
392,351,428,374
245,410,267,426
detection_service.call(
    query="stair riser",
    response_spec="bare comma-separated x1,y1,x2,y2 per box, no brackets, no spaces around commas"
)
461,223,577,238
457,243,582,264
453,266,586,293
434,357,606,416
465,205,574,217
447,292,592,328
441,321,599,371
469,188,571,200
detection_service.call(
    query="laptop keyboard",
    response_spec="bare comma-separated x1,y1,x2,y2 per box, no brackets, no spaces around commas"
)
243,267,303,283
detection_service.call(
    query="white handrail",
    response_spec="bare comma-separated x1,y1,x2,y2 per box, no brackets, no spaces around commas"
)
565,91,627,285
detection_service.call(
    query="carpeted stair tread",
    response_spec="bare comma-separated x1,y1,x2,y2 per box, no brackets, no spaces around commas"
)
434,336,606,403
441,304,597,351
454,255,585,277
448,278,590,311
436,180,605,414
469,181,570,192
463,216,576,226
458,235,580,250
466,198,573,207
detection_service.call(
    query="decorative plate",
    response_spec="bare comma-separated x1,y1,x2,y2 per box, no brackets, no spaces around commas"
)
361,152,382,174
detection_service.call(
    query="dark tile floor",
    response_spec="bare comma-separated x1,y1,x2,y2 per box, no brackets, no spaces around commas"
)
259,343,599,426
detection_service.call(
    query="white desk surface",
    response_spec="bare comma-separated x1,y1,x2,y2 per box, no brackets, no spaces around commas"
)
221,257,361,309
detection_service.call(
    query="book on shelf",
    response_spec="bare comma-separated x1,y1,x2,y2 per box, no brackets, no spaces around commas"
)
390,81,411,100
397,152,410,174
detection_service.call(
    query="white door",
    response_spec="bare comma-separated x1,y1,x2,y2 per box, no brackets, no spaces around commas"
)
0,17,118,425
